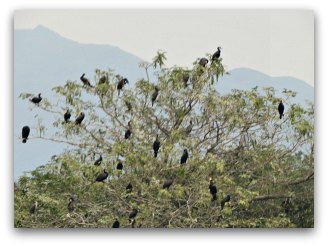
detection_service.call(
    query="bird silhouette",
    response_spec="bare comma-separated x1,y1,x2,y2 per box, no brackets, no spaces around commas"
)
67,197,76,213
278,100,285,119
151,86,159,106
22,126,30,143
75,112,85,125
80,73,93,87
64,109,71,123
95,169,108,182
30,93,42,105
94,155,103,166
163,179,174,189
199,58,209,67
126,183,133,193
180,149,189,165
153,135,160,158
117,78,129,96
112,219,120,228
124,121,132,139
209,178,218,201
212,47,221,61
116,162,123,170
220,195,231,210
129,208,138,220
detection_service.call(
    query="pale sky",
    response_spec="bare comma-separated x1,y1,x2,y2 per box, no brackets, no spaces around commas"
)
14,9,314,85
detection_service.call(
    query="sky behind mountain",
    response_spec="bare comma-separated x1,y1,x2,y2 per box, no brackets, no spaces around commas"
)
14,9,314,86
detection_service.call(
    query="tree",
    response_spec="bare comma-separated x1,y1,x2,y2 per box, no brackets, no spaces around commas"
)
15,52,314,228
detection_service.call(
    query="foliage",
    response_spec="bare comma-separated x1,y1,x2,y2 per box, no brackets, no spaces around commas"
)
15,52,314,228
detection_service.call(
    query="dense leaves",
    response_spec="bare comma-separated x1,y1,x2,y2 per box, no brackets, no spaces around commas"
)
15,52,314,228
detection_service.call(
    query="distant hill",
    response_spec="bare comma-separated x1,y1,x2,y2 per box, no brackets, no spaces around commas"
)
14,25,314,180
217,67,314,105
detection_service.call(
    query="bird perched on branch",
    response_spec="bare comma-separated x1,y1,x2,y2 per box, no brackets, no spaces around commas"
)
278,100,285,119
116,162,123,170
199,58,209,67
95,169,108,182
117,78,129,96
151,86,159,106
163,179,174,189
80,73,93,87
153,135,160,158
22,126,30,143
67,196,76,213
126,183,133,193
220,195,231,210
129,208,138,220
75,112,85,125
124,121,132,139
180,149,189,165
212,47,221,61
64,109,71,123
30,93,42,105
208,177,218,201
94,155,103,166
112,219,120,228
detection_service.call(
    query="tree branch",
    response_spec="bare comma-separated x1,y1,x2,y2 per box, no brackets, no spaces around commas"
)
252,194,292,202
282,172,314,186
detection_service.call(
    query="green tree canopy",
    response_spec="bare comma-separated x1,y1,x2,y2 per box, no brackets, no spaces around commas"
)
15,52,314,228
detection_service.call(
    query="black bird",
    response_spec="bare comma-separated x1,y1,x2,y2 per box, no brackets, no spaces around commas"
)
199,58,209,67
116,162,123,170
153,135,160,158
126,183,133,193
163,179,174,189
30,201,38,214
281,197,292,214
212,47,221,61
64,109,71,123
117,78,129,96
94,155,103,166
75,112,85,125
129,208,138,220
67,197,76,213
30,93,42,105
220,195,231,210
95,169,108,182
22,126,30,143
80,73,93,87
182,73,190,87
112,219,120,228
151,86,159,106
209,178,218,201
180,149,189,165
278,100,285,119
124,121,132,139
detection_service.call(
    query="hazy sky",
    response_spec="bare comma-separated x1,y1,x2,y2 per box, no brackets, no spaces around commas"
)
14,9,314,85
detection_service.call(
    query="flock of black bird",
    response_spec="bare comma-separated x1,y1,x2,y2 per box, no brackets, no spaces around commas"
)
21,47,286,227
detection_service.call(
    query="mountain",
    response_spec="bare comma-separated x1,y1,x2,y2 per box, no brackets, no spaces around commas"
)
217,67,314,105
13,25,314,180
